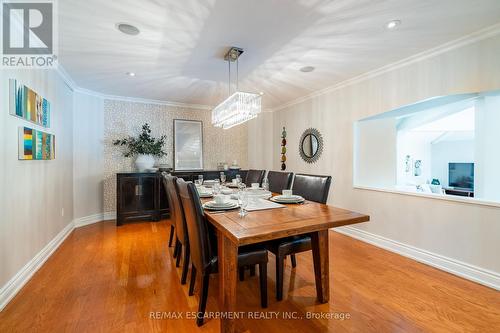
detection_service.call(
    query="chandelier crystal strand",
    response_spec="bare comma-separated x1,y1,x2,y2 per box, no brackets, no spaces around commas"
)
212,47,262,129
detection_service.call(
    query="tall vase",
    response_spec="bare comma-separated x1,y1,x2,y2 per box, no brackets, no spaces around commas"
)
135,154,155,172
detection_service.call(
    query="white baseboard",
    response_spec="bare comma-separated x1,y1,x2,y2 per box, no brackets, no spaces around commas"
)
73,213,104,227
103,211,116,221
0,221,74,312
334,226,500,291
73,211,116,228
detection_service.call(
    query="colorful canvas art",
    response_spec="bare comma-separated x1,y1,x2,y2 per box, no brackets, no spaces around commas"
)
9,79,51,127
18,127,55,160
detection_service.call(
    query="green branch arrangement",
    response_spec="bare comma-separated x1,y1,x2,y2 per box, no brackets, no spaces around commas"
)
113,123,167,158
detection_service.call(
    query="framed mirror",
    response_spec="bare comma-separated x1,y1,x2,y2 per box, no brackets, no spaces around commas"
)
299,128,323,163
173,119,204,170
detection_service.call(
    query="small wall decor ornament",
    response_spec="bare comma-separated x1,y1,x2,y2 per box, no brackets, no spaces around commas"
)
281,127,287,170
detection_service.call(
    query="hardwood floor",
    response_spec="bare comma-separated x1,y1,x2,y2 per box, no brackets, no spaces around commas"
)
1,220,499,332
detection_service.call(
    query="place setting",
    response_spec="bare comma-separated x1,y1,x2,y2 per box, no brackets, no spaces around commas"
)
270,189,306,204
202,194,239,211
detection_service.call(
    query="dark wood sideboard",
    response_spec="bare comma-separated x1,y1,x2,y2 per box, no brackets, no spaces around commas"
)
116,169,247,226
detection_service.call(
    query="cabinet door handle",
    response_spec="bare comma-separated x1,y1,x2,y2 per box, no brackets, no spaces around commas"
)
135,185,143,196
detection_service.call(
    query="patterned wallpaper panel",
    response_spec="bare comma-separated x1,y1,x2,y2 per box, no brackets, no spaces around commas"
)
103,99,248,212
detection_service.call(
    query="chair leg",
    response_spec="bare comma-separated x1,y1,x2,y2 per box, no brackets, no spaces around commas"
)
189,266,197,296
276,255,284,301
196,273,210,326
239,267,245,281
173,238,180,258
181,245,190,284
259,263,268,308
176,244,182,267
168,225,175,247
249,265,256,276
291,254,297,268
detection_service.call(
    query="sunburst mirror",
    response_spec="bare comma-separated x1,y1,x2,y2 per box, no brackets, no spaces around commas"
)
299,128,323,163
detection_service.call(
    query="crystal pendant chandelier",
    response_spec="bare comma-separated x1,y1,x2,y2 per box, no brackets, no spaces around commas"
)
212,47,262,129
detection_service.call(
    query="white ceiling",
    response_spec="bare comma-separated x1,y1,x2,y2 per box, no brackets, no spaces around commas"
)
59,0,500,109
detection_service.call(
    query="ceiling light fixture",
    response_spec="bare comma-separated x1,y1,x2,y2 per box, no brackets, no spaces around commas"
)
116,23,140,35
300,66,315,73
212,47,262,129
126,72,136,77
386,19,401,30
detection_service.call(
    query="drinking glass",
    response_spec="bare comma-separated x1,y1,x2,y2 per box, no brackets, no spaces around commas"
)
198,175,204,185
262,177,269,191
220,172,226,184
194,179,200,186
213,182,221,195
236,174,241,184
238,189,248,217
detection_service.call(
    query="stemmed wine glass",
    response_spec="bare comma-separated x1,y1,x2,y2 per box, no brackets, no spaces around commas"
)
262,177,269,191
198,175,204,185
238,186,248,217
220,172,226,185
213,180,221,195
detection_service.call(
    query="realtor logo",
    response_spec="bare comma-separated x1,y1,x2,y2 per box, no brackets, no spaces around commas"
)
1,1,57,68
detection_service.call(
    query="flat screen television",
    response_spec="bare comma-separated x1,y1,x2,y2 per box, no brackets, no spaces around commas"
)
449,163,474,190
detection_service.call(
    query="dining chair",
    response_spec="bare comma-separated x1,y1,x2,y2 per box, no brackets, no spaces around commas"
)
176,178,269,326
163,174,190,285
267,171,294,193
266,173,332,300
244,169,266,187
161,173,175,247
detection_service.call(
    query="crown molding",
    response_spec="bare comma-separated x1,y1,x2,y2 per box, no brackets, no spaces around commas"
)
271,22,500,112
55,63,77,91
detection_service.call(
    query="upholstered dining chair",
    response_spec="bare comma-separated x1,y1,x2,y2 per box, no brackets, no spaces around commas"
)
266,173,332,300
163,174,190,285
244,169,266,187
267,171,294,193
161,173,176,248
176,178,269,326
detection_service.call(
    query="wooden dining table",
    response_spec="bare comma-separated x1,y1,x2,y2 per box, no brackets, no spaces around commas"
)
202,195,370,333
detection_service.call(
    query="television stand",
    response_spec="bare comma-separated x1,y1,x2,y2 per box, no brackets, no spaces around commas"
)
444,187,474,198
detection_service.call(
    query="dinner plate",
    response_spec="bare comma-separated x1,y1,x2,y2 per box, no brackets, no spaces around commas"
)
203,201,239,210
198,193,213,198
270,195,305,204
205,200,237,207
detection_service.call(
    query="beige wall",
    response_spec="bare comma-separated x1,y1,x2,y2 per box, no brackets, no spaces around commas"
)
103,99,248,212
73,92,104,219
0,69,74,288
248,33,500,275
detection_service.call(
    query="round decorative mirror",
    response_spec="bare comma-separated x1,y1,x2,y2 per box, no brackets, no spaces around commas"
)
299,128,323,163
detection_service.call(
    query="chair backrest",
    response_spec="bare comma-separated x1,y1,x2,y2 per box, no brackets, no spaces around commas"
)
292,174,332,204
163,174,188,244
267,171,293,193
176,178,215,271
245,169,266,186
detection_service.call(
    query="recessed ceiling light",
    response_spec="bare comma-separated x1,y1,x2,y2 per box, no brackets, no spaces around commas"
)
116,23,140,35
126,72,136,77
300,66,315,73
386,20,401,30
259,91,264,95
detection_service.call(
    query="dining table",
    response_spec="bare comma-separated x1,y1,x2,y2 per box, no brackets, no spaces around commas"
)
202,192,370,333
